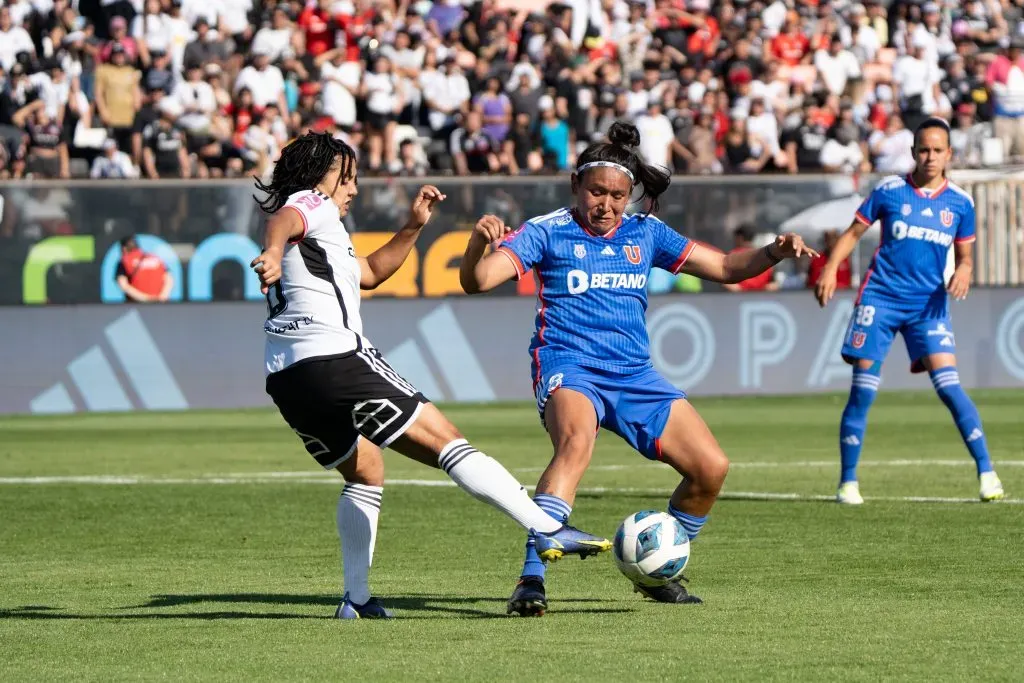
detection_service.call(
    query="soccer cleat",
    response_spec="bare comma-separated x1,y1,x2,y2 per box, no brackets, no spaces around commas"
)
334,593,393,619
979,472,1005,502
534,524,612,562
837,481,864,505
633,576,703,604
507,576,547,617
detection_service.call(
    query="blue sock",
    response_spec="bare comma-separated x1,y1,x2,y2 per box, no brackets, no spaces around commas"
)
930,367,993,475
668,503,707,541
839,365,881,484
520,493,571,580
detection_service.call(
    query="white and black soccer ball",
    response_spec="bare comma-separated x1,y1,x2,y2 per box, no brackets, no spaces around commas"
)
612,511,690,587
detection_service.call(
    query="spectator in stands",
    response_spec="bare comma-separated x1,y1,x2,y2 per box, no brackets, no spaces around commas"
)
951,101,991,167
91,137,137,178
94,42,140,152
0,0,1021,179
721,110,768,174
450,109,499,175
0,5,36,73
23,106,68,178
986,35,1024,162
806,229,852,291
473,75,512,144
116,235,173,303
141,97,189,179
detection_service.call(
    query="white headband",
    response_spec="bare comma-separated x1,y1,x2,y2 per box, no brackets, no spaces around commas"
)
577,161,635,185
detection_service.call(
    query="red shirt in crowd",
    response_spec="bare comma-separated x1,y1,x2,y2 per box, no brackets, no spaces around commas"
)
119,248,167,298
729,247,775,290
771,33,809,65
806,252,853,289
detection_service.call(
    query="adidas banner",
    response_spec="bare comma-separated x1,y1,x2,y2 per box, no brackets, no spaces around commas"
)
1,291,1022,415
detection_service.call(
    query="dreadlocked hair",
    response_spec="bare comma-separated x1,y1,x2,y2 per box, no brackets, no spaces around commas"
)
576,121,671,214
253,131,358,214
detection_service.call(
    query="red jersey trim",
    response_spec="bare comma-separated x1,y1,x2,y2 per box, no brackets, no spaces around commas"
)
495,246,525,279
670,241,697,274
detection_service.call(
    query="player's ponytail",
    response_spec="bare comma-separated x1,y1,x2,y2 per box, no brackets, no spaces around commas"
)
253,131,358,214
576,121,671,214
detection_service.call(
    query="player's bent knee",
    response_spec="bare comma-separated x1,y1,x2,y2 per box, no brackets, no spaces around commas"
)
552,430,595,464
389,403,466,468
683,449,729,495
337,439,385,486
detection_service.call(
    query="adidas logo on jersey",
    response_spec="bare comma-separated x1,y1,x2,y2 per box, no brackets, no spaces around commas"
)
567,269,647,294
966,428,984,442
921,207,934,217
891,220,954,246
842,435,861,446
601,245,615,256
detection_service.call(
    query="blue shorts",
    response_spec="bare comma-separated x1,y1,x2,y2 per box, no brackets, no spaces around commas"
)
841,301,956,373
533,363,686,460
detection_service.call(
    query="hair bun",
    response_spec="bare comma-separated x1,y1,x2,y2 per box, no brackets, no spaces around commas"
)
607,121,641,148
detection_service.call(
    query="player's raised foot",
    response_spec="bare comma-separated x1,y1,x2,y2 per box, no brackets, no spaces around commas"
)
633,577,703,604
534,524,612,562
837,481,864,505
979,472,1005,502
334,593,393,619
507,576,547,617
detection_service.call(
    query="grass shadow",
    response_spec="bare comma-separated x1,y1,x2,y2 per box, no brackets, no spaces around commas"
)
0,593,629,621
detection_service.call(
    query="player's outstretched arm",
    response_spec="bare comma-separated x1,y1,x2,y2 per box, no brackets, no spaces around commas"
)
815,220,869,308
360,185,446,290
460,214,517,294
250,207,305,295
681,233,817,286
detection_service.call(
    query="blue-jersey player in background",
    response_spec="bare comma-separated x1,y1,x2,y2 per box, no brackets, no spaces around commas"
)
816,117,1005,505
460,122,815,616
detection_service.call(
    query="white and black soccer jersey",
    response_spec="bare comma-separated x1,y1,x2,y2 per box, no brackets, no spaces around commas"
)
264,189,369,375
262,188,427,468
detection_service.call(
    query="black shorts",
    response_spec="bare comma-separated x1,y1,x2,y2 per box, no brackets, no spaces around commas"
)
266,349,427,469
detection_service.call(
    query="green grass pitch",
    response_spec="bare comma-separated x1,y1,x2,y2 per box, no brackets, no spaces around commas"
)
1,391,1023,681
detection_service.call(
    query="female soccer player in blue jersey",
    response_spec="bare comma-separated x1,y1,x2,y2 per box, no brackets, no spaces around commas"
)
460,122,816,615
815,117,1005,505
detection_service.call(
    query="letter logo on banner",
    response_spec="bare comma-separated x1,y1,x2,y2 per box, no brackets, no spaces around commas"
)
647,303,715,388
381,303,496,401
22,235,96,304
739,301,797,388
100,234,184,303
996,298,1024,381
806,299,855,387
188,233,263,301
30,309,188,414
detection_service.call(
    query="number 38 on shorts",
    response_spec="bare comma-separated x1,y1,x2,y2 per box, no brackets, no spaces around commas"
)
841,302,957,367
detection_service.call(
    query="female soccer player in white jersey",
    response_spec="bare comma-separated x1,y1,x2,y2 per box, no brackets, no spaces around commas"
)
459,122,816,615
816,117,1005,505
249,131,609,619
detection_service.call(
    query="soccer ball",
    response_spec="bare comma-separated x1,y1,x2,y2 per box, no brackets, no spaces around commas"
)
612,510,690,587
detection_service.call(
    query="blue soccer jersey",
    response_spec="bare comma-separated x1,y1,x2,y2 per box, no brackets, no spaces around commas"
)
496,207,695,380
854,174,976,312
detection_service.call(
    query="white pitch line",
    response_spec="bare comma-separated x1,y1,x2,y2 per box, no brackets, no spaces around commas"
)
0,474,1020,505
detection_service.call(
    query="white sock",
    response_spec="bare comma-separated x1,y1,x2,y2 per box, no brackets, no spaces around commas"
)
337,483,382,605
437,439,560,534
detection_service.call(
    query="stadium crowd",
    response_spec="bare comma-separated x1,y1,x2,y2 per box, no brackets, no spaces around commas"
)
1,0,1023,180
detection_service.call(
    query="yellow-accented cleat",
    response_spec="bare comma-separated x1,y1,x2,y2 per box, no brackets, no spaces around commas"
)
979,472,1005,502
837,481,864,505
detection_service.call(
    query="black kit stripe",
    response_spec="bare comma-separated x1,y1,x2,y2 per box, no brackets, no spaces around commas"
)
298,238,362,351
